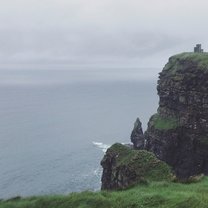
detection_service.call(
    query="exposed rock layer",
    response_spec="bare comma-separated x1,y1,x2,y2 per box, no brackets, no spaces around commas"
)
101,52,208,190
137,53,208,178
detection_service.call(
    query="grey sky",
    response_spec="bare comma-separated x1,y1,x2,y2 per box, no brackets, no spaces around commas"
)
0,0,208,68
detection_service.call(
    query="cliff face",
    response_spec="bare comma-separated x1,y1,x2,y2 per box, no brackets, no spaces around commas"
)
144,53,208,178
101,52,208,190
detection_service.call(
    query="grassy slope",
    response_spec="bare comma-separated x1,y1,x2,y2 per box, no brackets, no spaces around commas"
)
173,52,208,68
164,52,208,72
1,177,208,208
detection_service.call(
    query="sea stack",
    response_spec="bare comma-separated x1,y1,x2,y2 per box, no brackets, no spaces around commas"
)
130,118,144,149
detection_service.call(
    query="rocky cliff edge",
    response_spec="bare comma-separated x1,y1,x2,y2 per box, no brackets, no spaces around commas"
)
101,52,208,190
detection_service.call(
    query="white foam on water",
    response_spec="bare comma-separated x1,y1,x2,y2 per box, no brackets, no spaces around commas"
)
92,142,110,153
93,167,102,179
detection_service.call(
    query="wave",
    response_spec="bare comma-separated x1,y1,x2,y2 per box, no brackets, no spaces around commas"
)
93,167,102,179
92,142,110,153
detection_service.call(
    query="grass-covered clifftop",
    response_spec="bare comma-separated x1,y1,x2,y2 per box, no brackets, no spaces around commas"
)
1,177,208,208
164,52,208,72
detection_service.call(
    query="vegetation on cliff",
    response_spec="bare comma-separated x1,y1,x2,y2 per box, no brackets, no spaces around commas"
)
143,52,208,179
1,177,208,208
150,114,179,130
164,52,208,72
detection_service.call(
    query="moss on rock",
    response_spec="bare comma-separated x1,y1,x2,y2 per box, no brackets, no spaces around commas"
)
101,143,172,190
164,52,208,73
146,52,208,179
150,114,179,130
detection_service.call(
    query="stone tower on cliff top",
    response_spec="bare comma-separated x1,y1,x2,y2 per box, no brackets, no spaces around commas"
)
194,44,204,53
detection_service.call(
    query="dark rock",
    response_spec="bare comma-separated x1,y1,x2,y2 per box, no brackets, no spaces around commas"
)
101,143,172,190
145,52,208,179
130,118,144,149
6,196,21,201
101,52,208,190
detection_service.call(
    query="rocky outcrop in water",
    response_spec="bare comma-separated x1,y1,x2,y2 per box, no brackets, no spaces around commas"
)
130,118,144,149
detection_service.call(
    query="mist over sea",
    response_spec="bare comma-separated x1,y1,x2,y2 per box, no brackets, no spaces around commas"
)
0,68,158,199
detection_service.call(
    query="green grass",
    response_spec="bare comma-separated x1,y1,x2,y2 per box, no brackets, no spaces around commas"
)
2,177,208,208
173,52,208,68
104,143,172,183
151,114,179,130
164,52,208,72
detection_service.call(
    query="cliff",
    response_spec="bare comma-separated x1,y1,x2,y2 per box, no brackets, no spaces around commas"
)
145,52,208,178
101,52,208,190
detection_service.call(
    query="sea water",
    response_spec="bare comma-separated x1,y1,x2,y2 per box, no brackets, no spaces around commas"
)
0,68,158,198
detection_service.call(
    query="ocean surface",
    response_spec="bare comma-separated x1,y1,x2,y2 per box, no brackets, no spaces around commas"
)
0,68,159,199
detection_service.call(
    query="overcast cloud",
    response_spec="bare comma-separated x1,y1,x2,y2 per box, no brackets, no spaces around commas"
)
0,0,208,68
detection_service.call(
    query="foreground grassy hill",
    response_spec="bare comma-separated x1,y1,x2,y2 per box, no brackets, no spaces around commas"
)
1,177,208,208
